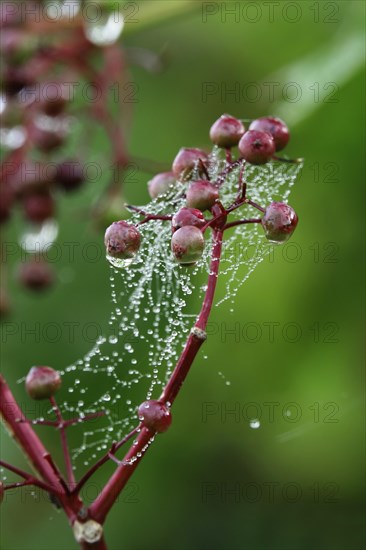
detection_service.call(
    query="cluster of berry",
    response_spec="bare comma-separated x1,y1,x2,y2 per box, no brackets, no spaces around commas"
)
105,114,298,269
0,0,127,313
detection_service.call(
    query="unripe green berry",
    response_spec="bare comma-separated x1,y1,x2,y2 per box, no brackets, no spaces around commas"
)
25,366,61,400
138,400,172,433
172,148,208,178
209,114,245,148
104,221,141,265
172,207,205,233
261,202,298,243
171,225,204,265
186,180,219,212
147,172,176,199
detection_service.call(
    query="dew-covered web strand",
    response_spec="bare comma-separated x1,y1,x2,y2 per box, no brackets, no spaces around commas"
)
21,149,302,467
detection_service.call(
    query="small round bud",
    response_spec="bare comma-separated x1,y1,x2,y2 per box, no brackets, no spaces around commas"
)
25,366,61,400
261,202,298,243
138,400,172,433
209,114,245,148
54,160,84,192
172,207,205,233
238,130,275,165
23,192,55,223
171,225,204,265
147,172,175,199
249,116,289,151
172,148,208,178
18,257,55,291
186,180,219,212
104,221,141,267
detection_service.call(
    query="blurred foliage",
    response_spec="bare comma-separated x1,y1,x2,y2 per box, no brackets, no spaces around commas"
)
1,1,365,549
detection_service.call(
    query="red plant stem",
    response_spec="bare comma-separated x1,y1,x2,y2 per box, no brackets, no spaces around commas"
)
224,218,262,230
0,460,57,494
89,229,224,524
0,376,82,522
49,396,75,488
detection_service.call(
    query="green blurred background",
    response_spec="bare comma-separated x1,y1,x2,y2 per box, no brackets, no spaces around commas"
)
1,1,365,549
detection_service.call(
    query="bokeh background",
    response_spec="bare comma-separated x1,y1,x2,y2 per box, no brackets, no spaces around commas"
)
1,1,365,549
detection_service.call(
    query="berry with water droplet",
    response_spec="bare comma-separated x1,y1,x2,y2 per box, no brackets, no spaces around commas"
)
172,207,205,233
138,400,172,433
249,116,289,151
209,114,245,148
104,221,141,262
186,180,219,212
261,202,298,243
172,148,208,178
238,130,275,164
25,366,61,400
23,192,55,223
18,257,55,291
147,171,175,199
171,225,205,265
54,160,84,192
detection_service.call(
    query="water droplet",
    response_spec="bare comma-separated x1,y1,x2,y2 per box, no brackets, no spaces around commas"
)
106,254,135,269
249,419,261,429
84,7,124,47
108,335,118,344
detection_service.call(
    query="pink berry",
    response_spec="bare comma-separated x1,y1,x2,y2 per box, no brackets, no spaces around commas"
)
249,116,289,151
25,366,61,400
171,225,205,265
18,258,55,291
172,207,205,233
261,202,298,243
186,180,219,212
104,221,141,260
147,172,176,199
23,192,55,223
138,400,172,433
238,130,275,165
209,114,245,148
172,148,208,178
54,160,84,192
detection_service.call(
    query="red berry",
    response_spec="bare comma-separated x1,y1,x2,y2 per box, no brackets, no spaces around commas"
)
186,180,219,212
32,126,65,153
1,66,33,96
104,221,141,262
23,192,55,223
209,114,245,148
0,185,14,224
25,366,61,400
18,257,55,291
172,207,205,233
39,82,68,117
138,400,172,433
171,225,205,265
261,202,298,243
54,160,84,192
172,148,208,178
147,172,176,199
238,130,275,165
249,116,289,152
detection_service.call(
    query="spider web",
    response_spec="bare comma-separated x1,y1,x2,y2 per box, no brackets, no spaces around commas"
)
27,149,303,468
